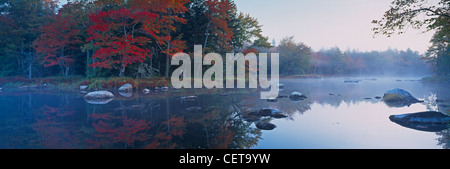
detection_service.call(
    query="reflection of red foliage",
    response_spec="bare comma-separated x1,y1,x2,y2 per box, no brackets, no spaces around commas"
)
32,105,80,149
211,121,234,149
88,112,152,148
145,116,186,149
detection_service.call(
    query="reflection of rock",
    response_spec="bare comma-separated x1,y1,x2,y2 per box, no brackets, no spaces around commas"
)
289,91,307,101
256,121,276,130
118,83,133,92
181,96,198,102
84,91,115,105
389,111,450,132
242,112,262,122
383,88,421,107
118,91,133,98
85,98,114,105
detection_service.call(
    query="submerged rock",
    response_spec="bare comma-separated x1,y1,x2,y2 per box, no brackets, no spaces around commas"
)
383,88,420,107
289,91,307,101
344,80,360,83
389,111,450,132
257,108,287,118
84,91,115,104
256,121,276,130
266,98,278,102
118,83,133,92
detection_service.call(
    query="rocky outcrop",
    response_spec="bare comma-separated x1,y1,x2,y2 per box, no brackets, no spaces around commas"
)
118,83,133,92
383,88,421,107
389,111,450,132
84,91,115,104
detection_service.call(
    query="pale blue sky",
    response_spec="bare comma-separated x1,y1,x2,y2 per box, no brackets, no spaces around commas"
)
234,0,435,53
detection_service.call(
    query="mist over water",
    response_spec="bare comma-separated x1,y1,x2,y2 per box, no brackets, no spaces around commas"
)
0,76,448,149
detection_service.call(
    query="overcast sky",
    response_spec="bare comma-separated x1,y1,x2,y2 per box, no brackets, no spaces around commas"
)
234,0,435,54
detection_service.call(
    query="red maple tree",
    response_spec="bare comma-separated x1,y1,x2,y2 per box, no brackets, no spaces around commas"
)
204,0,235,51
131,0,189,77
34,14,81,77
87,8,157,77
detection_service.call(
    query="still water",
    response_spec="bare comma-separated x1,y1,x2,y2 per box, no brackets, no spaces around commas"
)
0,77,449,149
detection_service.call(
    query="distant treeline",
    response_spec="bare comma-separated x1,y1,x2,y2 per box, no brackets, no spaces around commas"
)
266,36,432,76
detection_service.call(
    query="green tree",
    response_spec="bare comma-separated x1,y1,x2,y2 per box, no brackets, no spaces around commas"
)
277,36,312,75
0,0,57,78
373,0,450,76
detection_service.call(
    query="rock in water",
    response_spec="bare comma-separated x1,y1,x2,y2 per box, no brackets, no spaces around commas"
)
383,88,420,107
80,85,88,90
118,83,133,92
389,111,450,132
84,91,115,104
161,86,169,92
289,91,307,101
258,108,287,118
142,89,150,94
256,121,276,130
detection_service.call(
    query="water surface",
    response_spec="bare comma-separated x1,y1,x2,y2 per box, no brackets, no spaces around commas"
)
0,77,448,149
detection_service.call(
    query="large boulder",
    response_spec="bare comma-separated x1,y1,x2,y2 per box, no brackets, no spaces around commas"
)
118,83,133,92
389,111,450,132
84,91,115,104
383,88,420,107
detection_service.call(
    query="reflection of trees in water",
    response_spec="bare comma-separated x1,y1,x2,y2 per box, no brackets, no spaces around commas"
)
179,93,262,149
436,129,450,149
5,84,449,149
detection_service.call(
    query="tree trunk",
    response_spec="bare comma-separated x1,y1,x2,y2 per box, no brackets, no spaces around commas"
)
119,63,125,77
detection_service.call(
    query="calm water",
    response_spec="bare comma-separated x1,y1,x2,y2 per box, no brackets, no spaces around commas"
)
0,77,449,149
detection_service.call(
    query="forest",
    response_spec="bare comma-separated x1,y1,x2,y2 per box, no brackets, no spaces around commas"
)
0,0,447,80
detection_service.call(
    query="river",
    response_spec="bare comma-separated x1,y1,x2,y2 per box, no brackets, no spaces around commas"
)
0,77,448,149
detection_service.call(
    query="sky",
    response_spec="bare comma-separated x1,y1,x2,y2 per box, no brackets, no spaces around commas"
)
234,0,436,54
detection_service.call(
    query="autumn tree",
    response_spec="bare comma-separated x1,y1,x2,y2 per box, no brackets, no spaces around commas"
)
203,0,235,51
373,0,450,76
130,0,189,77
34,14,81,77
87,8,156,77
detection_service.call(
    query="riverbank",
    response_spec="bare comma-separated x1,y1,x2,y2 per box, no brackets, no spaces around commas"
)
0,76,171,92
422,75,450,84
